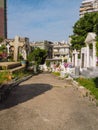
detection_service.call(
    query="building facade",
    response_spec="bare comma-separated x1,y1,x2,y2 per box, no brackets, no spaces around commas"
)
80,0,98,17
53,41,70,62
0,0,7,38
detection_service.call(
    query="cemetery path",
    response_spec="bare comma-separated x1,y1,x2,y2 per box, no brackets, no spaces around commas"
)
0,73,98,130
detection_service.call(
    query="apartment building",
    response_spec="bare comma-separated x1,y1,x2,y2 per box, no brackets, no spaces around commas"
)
80,0,98,17
53,41,70,61
0,0,7,38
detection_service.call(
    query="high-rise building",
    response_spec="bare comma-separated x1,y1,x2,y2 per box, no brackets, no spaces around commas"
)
80,0,98,17
0,0,7,38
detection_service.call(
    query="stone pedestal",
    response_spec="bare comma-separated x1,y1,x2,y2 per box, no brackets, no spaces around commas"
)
34,65,37,73
75,66,80,76
60,71,65,78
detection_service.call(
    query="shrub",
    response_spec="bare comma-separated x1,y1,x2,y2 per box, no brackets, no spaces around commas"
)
46,60,50,67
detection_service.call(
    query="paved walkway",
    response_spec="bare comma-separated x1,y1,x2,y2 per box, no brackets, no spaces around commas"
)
0,73,98,130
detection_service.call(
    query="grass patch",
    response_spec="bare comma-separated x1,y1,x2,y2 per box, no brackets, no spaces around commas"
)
12,70,31,80
0,70,32,84
76,77,98,99
52,72,60,76
0,71,10,84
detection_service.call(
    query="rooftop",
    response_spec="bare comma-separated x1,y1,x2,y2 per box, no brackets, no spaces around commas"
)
82,0,94,3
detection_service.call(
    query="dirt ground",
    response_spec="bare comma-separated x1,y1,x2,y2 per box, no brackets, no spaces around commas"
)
0,73,98,130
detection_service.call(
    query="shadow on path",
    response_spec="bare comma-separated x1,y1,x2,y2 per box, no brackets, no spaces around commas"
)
0,83,52,110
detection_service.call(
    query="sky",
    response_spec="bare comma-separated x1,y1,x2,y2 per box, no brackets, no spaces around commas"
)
7,0,82,42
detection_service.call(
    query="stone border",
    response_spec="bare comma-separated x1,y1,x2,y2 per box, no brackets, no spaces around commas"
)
72,80,98,106
50,74,97,105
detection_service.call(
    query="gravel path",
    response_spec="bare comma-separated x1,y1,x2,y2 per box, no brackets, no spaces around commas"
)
0,73,98,130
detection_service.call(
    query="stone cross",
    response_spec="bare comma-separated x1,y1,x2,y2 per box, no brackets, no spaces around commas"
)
6,44,10,55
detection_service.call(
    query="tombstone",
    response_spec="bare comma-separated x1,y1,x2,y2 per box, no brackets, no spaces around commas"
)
22,49,26,60
85,33,96,68
72,49,79,67
60,71,65,78
60,62,66,78
81,47,87,68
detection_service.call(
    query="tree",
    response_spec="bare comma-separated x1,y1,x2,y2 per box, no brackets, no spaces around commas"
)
28,48,47,65
71,12,98,50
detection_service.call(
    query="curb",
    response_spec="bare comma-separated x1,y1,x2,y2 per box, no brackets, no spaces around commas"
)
72,80,97,106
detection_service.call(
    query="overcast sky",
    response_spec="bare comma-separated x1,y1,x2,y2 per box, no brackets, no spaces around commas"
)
7,0,82,42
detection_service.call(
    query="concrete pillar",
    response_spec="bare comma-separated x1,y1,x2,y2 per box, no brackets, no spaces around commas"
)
80,52,82,68
72,54,75,66
72,50,78,67
86,44,89,68
93,42,96,67
75,52,78,66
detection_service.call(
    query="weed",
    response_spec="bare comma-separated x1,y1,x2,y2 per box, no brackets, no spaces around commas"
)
52,72,60,76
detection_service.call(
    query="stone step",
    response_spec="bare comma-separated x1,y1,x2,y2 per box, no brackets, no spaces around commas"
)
87,67,98,72
81,68,98,78
9,66,25,73
0,62,21,70
89,72,98,78
0,66,25,73
80,70,90,77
